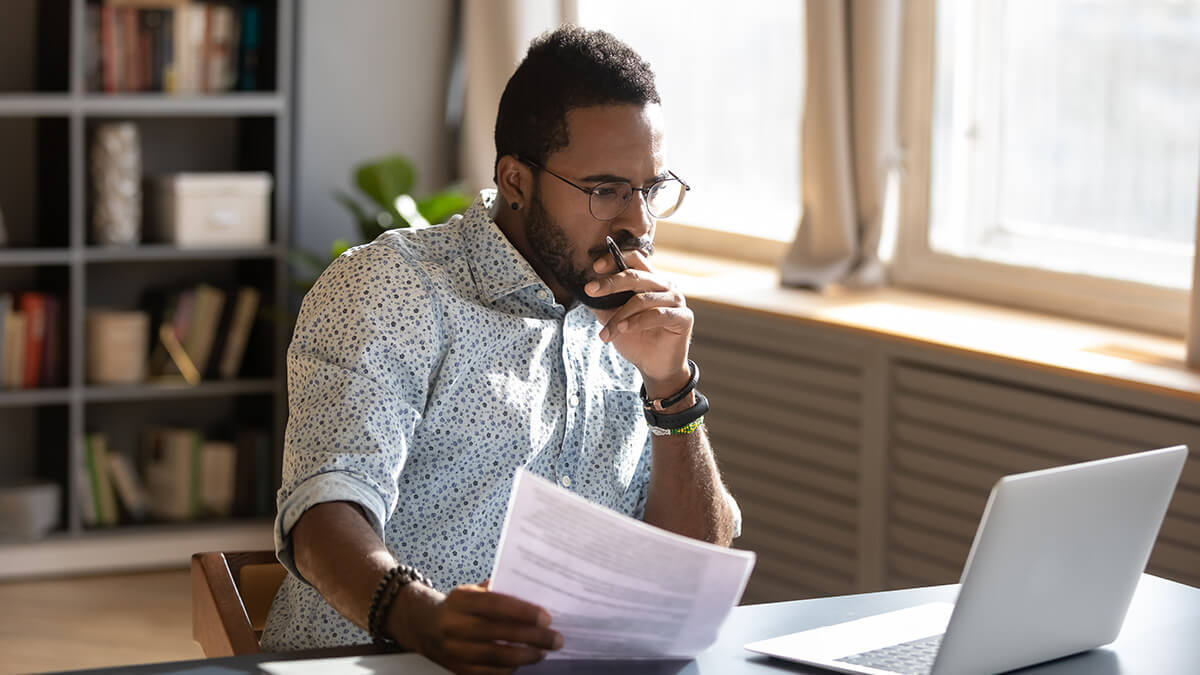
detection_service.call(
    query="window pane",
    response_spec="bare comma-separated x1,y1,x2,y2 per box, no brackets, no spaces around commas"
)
575,0,803,241
930,0,1200,289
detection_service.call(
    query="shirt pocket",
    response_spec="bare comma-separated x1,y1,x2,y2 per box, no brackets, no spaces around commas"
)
593,389,648,494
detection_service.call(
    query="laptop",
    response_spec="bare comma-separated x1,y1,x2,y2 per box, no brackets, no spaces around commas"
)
745,445,1188,675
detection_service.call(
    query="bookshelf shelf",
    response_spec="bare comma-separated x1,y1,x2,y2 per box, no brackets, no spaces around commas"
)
0,95,75,116
80,93,285,116
0,0,293,578
0,248,74,266
0,388,72,408
84,244,280,262
83,378,277,402
0,517,273,580
0,95,284,117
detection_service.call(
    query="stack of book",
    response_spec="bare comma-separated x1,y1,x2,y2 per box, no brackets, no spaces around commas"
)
0,292,63,390
144,283,260,382
78,427,274,527
85,0,264,94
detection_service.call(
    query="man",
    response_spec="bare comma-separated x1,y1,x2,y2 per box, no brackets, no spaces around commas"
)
262,26,739,673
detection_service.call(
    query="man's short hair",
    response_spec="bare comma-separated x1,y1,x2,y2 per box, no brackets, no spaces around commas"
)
493,25,661,180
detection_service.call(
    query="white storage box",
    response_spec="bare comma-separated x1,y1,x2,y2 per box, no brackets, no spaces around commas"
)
151,172,272,247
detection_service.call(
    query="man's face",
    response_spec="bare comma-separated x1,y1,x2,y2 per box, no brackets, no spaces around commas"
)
522,104,667,309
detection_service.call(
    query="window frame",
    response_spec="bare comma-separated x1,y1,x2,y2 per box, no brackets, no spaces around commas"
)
891,0,1194,338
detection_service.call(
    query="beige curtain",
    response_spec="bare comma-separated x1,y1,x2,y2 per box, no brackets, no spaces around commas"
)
459,0,572,195
780,0,904,289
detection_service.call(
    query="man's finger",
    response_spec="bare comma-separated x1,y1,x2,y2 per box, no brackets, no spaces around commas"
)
599,292,682,340
611,306,692,337
443,614,563,650
450,587,552,626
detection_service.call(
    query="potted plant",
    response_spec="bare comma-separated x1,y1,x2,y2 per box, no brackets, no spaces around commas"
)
292,154,472,291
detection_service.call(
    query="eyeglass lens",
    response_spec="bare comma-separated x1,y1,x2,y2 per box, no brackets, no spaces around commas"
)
590,180,686,220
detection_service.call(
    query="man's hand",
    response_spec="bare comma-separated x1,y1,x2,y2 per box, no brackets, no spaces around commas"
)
585,250,692,397
391,581,563,675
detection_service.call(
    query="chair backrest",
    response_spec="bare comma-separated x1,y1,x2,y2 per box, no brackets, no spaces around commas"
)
191,550,287,657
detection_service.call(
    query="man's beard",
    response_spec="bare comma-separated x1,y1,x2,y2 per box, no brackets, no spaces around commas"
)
524,191,652,310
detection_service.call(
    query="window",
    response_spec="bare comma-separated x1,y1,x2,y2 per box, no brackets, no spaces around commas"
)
897,0,1200,335
574,0,804,242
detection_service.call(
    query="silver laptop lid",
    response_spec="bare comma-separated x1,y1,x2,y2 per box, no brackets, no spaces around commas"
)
933,445,1188,675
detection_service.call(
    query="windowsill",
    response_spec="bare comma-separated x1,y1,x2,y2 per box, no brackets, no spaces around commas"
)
655,247,1200,402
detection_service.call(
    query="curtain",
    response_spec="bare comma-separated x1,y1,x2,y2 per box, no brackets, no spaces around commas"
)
780,0,904,289
459,0,572,195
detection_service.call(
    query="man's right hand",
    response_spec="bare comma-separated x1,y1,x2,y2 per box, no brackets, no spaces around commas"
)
391,581,563,674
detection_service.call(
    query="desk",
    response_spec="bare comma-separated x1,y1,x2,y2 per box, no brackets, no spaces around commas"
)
55,574,1200,674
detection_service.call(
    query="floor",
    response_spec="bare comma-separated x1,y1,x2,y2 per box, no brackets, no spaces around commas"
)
0,569,203,674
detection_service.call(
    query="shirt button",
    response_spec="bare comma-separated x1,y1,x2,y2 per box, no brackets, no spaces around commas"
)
536,289,548,300
568,394,580,407
560,475,572,488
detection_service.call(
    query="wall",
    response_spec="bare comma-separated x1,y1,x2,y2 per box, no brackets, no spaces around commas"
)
292,0,458,259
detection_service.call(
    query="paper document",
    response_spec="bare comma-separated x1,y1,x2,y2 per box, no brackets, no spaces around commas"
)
490,469,756,660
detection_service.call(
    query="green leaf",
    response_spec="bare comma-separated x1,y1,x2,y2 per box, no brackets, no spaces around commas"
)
330,239,352,259
354,155,416,216
417,189,473,225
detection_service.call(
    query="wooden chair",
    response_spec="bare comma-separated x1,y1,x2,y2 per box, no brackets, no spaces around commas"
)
191,550,287,657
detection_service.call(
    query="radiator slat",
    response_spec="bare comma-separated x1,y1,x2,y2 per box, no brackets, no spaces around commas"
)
708,408,860,456
735,495,858,552
721,471,857,528
716,443,858,501
889,550,961,586
739,526,864,578
891,499,979,542
704,367,860,421
889,524,971,572
694,345,862,397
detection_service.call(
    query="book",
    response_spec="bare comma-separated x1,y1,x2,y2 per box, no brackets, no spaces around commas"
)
184,284,225,375
39,295,61,387
200,440,237,517
18,293,46,389
0,293,10,389
237,4,259,91
217,286,259,379
107,451,148,522
85,433,119,527
100,4,118,92
76,437,98,527
143,427,203,521
4,312,26,390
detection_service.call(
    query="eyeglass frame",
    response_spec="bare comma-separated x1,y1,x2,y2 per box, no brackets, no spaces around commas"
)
522,159,690,221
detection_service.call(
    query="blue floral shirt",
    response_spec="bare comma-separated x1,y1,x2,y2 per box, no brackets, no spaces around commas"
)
261,190,656,650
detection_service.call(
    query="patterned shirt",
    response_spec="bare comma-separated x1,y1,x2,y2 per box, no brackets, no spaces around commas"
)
261,189,658,650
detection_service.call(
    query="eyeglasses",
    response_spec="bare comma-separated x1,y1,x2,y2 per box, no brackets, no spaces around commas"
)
524,160,690,221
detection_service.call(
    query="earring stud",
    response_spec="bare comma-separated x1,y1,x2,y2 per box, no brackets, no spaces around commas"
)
511,202,519,210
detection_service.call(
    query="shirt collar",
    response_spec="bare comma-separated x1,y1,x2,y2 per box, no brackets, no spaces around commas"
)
462,189,549,304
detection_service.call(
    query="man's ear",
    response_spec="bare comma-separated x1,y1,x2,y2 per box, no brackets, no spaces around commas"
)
496,155,533,211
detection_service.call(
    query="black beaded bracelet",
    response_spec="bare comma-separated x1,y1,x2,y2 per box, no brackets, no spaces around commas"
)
367,564,434,645
366,566,402,643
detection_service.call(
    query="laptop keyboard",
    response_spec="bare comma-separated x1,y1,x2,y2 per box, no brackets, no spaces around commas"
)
834,633,944,675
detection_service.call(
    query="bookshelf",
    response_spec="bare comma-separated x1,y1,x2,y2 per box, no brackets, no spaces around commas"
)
0,0,292,578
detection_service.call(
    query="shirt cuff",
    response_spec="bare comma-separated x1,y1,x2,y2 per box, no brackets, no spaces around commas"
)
274,470,390,584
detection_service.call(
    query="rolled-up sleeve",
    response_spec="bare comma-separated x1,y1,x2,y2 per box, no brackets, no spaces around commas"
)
274,244,441,581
